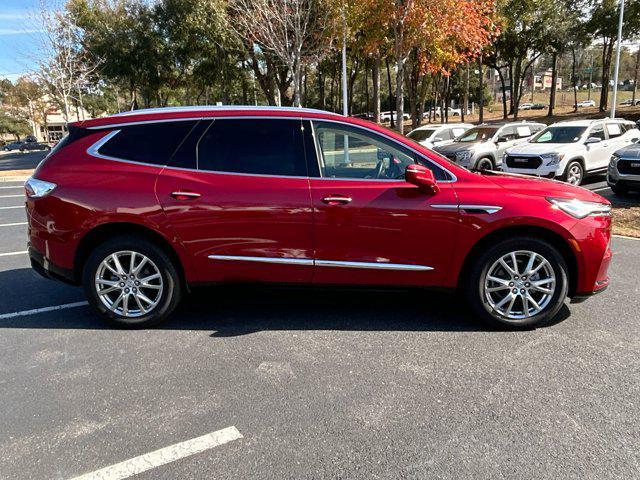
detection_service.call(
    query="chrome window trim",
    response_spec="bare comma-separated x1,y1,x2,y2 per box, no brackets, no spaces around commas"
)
208,255,433,271
85,115,457,182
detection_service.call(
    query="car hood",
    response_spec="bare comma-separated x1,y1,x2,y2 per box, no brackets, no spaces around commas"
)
434,142,478,154
480,171,608,203
506,143,576,155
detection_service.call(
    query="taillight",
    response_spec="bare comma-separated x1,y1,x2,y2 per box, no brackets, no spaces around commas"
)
25,177,56,198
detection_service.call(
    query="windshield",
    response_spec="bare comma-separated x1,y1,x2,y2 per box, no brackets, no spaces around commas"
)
456,127,498,143
407,129,437,142
530,126,587,144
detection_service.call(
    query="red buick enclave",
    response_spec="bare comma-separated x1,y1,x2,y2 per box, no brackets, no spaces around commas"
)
25,107,612,328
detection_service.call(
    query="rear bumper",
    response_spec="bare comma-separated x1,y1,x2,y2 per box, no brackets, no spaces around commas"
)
29,245,77,285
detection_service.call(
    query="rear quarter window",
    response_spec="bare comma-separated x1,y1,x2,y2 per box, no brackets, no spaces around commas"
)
97,120,197,165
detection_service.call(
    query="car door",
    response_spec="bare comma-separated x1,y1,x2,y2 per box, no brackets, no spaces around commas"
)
584,124,610,171
606,122,629,152
494,126,520,164
155,117,315,284
307,120,459,287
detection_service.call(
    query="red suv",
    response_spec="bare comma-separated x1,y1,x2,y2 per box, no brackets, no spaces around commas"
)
25,107,612,329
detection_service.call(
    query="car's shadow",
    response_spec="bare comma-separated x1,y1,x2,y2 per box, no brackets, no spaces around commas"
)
0,269,570,333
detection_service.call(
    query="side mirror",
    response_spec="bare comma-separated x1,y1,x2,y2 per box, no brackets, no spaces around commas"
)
405,164,439,194
496,136,508,143
585,137,601,145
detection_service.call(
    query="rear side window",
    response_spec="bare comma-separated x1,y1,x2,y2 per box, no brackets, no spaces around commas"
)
98,121,197,165
606,123,622,138
197,119,306,176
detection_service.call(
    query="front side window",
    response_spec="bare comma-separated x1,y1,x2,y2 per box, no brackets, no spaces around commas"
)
98,121,197,165
530,126,587,144
498,126,517,141
313,122,449,181
197,119,306,176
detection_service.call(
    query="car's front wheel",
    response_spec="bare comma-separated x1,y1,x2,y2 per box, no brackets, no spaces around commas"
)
466,237,569,329
610,183,628,196
83,236,182,328
562,160,584,185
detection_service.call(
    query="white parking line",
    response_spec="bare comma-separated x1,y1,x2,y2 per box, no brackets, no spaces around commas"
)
592,186,611,192
0,185,23,189
613,234,640,241
0,250,28,257
0,194,23,198
70,426,243,480
0,205,23,210
0,301,89,320
0,222,27,227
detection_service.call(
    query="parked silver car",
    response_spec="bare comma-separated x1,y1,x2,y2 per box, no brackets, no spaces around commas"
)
434,121,546,171
607,142,640,195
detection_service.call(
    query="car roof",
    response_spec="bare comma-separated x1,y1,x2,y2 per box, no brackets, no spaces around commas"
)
73,105,346,129
410,123,473,131
551,118,633,127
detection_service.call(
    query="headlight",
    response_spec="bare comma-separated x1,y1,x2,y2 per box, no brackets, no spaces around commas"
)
540,153,564,166
547,197,611,219
25,177,56,198
456,151,472,162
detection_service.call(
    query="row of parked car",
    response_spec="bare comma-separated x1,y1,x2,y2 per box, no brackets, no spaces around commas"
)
407,118,640,193
1,136,52,153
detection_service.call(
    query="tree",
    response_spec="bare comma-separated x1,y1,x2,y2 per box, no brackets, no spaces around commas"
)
230,0,335,107
585,0,640,112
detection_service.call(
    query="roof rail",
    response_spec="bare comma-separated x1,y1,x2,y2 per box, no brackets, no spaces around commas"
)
110,105,341,117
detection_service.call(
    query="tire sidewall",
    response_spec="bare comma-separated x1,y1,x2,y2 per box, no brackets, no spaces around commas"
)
564,161,583,185
82,236,181,328
467,238,569,329
476,158,494,171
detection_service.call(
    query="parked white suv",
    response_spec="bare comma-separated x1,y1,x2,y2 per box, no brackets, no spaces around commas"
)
434,121,545,171
502,119,640,185
406,123,473,149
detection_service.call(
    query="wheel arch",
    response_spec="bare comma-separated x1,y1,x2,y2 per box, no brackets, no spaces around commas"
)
560,156,585,176
457,224,579,297
73,222,187,287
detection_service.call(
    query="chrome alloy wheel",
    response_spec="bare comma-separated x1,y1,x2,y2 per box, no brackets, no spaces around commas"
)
95,250,163,318
484,250,556,320
566,163,583,185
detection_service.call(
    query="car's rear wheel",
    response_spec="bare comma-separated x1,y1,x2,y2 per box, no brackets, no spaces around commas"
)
563,160,583,185
83,236,182,328
466,237,569,329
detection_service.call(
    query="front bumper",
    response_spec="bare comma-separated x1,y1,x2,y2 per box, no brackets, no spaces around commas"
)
607,167,640,188
501,165,559,178
29,245,77,285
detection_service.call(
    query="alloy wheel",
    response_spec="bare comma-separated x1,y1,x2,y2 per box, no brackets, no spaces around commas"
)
484,250,556,321
566,163,583,185
94,250,164,318
477,159,493,171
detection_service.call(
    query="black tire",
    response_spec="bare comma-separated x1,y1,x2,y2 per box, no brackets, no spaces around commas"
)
82,235,182,328
611,183,628,196
465,237,569,329
562,160,584,186
475,157,494,171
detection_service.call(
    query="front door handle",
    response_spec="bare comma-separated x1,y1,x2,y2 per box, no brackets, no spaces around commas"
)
322,196,352,205
171,191,201,200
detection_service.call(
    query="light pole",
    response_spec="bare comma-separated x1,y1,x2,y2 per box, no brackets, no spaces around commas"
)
611,0,625,118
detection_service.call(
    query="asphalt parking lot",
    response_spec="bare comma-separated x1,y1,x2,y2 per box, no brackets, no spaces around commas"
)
1,155,639,479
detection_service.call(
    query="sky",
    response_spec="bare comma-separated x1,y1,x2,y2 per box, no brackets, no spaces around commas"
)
0,0,43,81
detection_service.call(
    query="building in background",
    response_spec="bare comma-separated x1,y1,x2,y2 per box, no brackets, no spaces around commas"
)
532,68,562,91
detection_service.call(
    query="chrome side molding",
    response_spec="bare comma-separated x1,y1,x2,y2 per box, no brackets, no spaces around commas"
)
208,255,433,271
432,204,502,215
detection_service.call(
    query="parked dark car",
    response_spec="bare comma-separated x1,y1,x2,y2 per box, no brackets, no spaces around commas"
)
608,143,640,195
20,140,51,152
2,141,25,151
530,103,547,110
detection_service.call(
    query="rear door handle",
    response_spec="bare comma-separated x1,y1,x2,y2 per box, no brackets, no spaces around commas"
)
322,196,352,205
171,191,201,200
